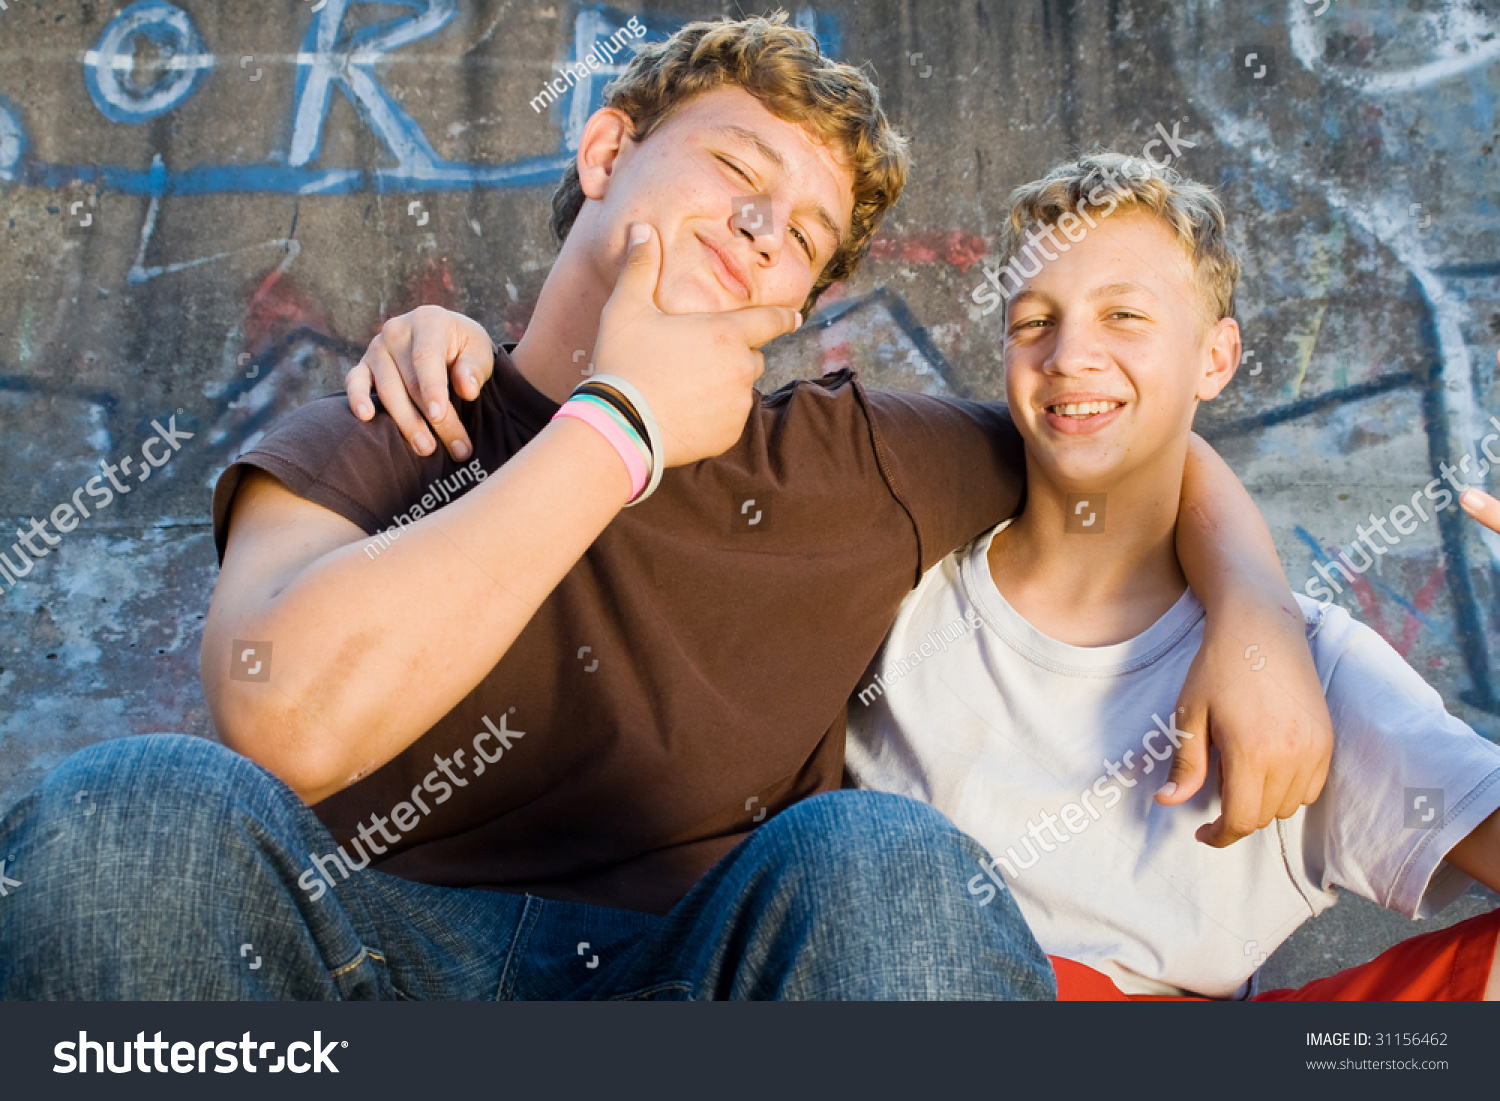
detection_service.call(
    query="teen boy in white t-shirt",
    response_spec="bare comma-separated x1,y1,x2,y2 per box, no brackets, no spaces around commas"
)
847,154,1500,1000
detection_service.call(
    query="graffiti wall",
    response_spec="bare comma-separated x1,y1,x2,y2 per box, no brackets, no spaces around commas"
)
1,0,1497,820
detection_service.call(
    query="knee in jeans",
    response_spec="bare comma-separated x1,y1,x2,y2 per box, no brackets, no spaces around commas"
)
750,790,976,894
10,733,276,862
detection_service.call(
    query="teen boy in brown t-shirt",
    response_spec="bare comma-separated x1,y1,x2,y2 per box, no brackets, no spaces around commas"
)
0,15,1331,1000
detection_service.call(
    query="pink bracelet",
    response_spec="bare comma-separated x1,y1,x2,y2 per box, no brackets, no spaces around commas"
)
553,400,649,501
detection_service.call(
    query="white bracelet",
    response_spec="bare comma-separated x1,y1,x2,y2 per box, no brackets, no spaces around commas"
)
584,374,665,506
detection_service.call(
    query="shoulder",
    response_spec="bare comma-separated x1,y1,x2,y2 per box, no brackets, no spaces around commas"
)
1295,594,1447,713
211,393,441,563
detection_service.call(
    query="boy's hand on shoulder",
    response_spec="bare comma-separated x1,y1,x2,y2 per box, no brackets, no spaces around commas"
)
1158,601,1333,847
345,305,496,462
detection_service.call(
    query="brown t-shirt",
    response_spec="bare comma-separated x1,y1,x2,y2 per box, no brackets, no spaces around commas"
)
211,348,1023,914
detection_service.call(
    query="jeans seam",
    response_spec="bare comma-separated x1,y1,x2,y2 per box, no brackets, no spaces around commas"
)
493,894,541,1000
327,945,385,981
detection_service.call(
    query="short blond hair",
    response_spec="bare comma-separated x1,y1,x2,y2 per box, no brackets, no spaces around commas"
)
550,12,909,315
996,152,1241,324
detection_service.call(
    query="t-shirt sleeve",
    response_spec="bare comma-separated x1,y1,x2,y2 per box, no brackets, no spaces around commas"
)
210,393,441,565
858,385,1025,582
1296,601,1500,918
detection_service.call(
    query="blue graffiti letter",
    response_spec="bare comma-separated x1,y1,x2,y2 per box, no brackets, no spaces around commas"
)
289,0,457,173
85,1,213,124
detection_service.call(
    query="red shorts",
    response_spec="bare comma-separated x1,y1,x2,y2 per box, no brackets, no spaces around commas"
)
1052,908,1500,1001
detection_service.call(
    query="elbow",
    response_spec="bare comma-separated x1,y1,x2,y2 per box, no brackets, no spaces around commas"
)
209,691,348,804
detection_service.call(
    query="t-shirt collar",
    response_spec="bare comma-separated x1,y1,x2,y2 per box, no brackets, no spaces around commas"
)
962,519,1205,676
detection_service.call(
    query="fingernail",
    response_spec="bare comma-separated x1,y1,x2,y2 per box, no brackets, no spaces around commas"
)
794,311,803,329
463,372,477,393
1461,488,1483,511
1157,781,1177,799
452,439,471,461
428,401,444,421
357,403,373,419
629,223,650,245
416,432,434,454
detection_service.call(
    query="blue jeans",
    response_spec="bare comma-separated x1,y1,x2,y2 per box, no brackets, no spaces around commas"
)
0,734,1054,1000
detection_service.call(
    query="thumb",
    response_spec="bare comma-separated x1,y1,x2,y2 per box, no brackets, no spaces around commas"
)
609,222,663,313
727,303,804,351
1155,706,1208,805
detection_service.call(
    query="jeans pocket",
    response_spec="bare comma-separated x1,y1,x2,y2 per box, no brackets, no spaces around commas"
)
327,945,396,1000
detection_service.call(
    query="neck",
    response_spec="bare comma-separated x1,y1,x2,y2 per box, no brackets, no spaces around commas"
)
510,235,614,404
989,447,1189,645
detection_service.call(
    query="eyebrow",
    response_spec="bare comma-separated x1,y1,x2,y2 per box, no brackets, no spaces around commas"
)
1089,281,1155,301
1006,282,1157,318
715,125,846,251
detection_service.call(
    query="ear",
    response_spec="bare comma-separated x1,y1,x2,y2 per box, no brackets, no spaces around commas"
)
576,107,634,201
1197,316,1241,402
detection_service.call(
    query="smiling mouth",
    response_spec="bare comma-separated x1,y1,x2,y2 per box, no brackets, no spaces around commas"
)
697,234,750,300
1048,400,1124,419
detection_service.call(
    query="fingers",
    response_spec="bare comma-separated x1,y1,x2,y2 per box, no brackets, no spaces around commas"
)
1462,488,1500,535
728,304,803,350
364,334,437,457
1155,707,1208,806
408,316,473,461
450,337,492,402
346,360,375,421
1195,751,1270,848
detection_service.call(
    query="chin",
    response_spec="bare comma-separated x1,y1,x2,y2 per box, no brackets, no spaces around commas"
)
653,277,735,316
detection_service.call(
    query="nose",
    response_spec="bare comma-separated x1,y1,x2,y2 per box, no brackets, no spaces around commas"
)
732,197,793,265
1045,315,1108,376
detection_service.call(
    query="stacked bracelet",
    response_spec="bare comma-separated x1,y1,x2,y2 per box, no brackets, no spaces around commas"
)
551,374,665,506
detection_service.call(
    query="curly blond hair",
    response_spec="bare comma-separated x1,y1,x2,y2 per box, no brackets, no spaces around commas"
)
550,12,909,315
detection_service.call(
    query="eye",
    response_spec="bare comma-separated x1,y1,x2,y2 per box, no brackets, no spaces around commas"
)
788,224,813,260
1108,309,1145,320
716,154,753,183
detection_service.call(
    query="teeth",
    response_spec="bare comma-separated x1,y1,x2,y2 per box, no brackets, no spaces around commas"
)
1051,401,1121,417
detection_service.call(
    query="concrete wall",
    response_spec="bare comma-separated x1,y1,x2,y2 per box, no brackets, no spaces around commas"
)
1,0,1497,847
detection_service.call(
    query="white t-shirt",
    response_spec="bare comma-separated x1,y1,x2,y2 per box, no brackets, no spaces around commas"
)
845,520,1500,998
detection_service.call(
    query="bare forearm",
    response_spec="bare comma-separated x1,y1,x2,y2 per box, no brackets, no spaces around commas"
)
207,418,629,801
1176,433,1298,622
1446,808,1500,894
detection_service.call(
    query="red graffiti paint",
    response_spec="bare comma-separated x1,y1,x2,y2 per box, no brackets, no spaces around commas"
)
868,231,988,272
241,263,329,352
